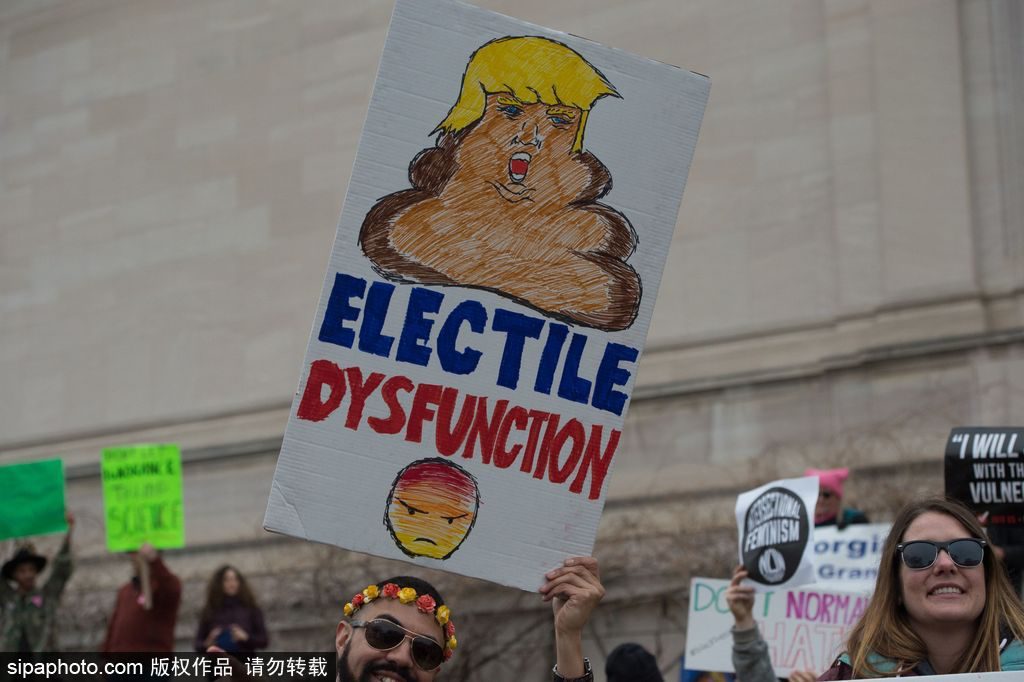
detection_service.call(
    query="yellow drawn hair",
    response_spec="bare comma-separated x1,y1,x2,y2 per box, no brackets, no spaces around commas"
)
434,36,619,153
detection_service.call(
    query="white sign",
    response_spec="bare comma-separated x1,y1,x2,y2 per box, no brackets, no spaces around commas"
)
736,476,818,590
264,0,710,589
813,523,890,593
685,577,868,677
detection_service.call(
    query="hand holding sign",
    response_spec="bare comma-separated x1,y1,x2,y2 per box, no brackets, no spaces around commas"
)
540,556,605,679
725,565,756,629
735,476,818,590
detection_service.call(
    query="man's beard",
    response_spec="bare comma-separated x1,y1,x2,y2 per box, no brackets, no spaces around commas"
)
337,644,417,682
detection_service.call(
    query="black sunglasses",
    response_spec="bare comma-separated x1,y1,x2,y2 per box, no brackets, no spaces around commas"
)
896,538,987,570
351,618,444,671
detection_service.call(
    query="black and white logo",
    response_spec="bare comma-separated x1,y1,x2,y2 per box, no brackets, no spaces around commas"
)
742,486,810,584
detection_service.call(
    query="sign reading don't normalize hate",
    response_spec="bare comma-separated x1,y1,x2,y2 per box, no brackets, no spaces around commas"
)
264,0,710,589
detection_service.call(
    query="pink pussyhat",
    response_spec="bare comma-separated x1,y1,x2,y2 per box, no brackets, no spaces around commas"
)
805,467,849,498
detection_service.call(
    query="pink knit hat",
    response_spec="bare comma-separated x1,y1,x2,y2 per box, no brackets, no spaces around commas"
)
805,467,849,498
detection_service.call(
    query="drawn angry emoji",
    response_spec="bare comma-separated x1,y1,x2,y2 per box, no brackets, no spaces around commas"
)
384,458,480,560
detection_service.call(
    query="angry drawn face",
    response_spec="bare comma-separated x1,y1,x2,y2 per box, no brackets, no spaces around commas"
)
446,93,586,207
385,459,480,560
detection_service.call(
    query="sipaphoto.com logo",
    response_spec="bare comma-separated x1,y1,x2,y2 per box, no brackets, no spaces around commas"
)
742,486,810,584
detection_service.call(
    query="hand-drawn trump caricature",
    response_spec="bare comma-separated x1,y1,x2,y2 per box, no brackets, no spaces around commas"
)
360,36,641,331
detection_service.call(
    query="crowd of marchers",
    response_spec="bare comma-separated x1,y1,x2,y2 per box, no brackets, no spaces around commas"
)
2,466,1023,681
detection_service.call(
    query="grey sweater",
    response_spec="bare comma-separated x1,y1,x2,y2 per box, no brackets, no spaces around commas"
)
731,624,778,682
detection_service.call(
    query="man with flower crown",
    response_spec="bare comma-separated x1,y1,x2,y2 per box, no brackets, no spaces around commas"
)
336,556,604,682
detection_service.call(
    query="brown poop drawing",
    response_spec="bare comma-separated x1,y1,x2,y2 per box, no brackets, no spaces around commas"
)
359,36,641,331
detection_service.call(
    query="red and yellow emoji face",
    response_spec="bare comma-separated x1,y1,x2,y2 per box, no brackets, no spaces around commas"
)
385,459,480,560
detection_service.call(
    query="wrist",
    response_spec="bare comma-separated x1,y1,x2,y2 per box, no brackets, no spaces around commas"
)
555,624,583,639
732,621,761,642
732,614,755,630
552,658,592,682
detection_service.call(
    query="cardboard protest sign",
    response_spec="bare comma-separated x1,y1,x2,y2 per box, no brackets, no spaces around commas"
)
264,0,710,589
945,427,1024,528
101,444,185,552
736,476,818,590
0,460,67,540
812,523,890,593
685,576,867,677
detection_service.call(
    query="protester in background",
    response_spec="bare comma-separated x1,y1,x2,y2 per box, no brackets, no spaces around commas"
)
194,564,268,653
819,497,1024,678
606,642,663,682
979,512,1024,599
0,512,75,653
724,564,817,682
101,542,181,652
805,468,869,529
331,556,603,682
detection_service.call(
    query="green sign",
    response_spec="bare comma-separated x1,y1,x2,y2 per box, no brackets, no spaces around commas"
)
0,459,67,540
101,444,185,552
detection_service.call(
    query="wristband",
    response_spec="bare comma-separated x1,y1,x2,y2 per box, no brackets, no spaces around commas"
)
552,657,593,682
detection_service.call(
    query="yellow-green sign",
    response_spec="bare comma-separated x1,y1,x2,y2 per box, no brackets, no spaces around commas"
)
0,459,67,540
101,444,184,552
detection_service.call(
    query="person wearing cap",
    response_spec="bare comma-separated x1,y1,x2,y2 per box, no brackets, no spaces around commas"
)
332,556,604,682
605,642,663,682
1,512,75,653
804,468,869,529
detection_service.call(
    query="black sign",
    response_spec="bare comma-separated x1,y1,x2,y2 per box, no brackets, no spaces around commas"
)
944,427,1024,528
741,486,811,584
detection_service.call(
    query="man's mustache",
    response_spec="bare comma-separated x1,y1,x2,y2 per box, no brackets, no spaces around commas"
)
365,660,417,682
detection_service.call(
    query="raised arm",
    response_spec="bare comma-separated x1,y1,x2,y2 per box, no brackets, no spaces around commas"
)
43,512,75,600
726,565,777,682
138,543,181,610
540,556,605,681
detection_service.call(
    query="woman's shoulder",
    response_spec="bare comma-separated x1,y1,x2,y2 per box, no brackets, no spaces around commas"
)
1002,637,1024,670
841,508,869,525
818,651,926,679
816,655,853,680
817,654,863,680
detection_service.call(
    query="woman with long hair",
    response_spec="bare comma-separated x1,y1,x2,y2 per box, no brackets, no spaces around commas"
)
194,565,268,653
819,497,1024,678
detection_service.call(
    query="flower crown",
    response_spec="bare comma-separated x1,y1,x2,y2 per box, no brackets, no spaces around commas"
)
343,583,457,660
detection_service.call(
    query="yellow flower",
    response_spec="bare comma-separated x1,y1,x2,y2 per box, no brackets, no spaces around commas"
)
363,585,380,601
398,587,417,604
435,605,450,626
447,636,457,651
343,603,354,617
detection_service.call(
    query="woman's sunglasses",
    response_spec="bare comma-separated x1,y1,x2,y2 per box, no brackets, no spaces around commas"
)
896,538,987,570
351,618,445,671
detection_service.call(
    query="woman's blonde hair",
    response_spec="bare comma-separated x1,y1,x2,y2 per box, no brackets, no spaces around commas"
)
434,36,618,153
844,497,1024,676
